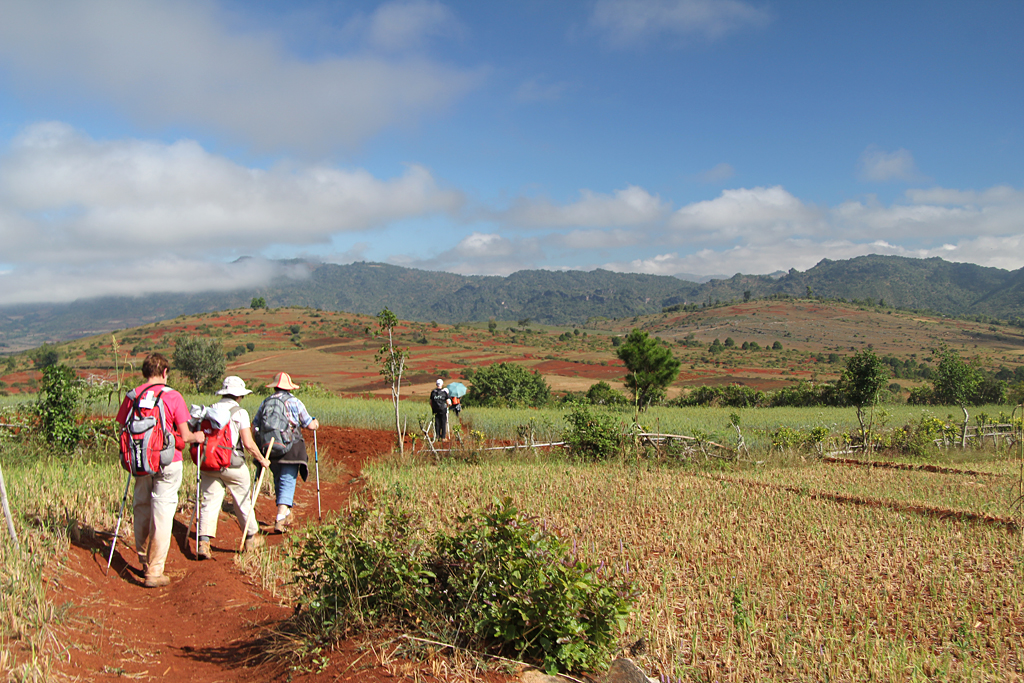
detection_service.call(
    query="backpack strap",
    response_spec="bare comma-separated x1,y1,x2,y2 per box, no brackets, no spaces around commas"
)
227,405,243,453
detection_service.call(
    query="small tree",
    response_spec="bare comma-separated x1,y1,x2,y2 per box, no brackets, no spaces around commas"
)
466,363,550,408
585,380,628,406
375,307,409,454
37,364,82,452
250,296,267,309
173,335,226,393
837,349,889,445
616,329,681,410
31,344,59,369
932,346,982,448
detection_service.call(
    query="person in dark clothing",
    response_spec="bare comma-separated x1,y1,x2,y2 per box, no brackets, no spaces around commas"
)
429,378,450,441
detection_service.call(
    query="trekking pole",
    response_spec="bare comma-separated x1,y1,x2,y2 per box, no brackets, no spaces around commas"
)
105,474,132,575
193,442,203,558
240,438,272,552
314,430,321,521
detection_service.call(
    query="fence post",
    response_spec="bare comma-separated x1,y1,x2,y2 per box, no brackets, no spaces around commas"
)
0,460,18,549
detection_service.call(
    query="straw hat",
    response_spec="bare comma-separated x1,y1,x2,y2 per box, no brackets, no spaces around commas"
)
216,375,252,396
267,372,300,391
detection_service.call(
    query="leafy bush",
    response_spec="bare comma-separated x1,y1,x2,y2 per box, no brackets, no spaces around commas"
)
292,499,635,674
36,364,83,452
563,402,623,460
584,380,628,407
466,362,551,408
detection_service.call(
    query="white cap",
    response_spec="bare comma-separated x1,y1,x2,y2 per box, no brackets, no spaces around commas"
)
436,378,444,387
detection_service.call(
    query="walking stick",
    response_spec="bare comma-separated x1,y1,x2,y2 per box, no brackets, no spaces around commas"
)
314,430,321,521
239,438,272,552
193,442,203,558
105,474,132,575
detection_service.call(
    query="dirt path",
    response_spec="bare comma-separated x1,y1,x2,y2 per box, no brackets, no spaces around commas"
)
45,427,514,682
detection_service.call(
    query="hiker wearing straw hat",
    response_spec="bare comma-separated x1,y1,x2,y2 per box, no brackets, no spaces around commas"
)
193,376,272,559
252,372,319,532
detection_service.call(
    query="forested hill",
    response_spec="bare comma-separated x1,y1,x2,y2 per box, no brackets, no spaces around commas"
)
2,255,1023,351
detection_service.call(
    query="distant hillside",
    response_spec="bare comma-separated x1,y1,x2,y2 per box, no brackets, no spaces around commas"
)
2,255,1023,352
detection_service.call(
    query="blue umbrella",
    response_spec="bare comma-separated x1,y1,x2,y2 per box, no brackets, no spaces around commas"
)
446,381,467,398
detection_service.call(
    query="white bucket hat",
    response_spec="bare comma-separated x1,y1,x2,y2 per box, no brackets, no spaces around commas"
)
216,375,252,396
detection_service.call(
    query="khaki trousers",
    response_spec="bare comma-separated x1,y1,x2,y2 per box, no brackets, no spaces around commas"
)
133,459,183,579
198,464,258,540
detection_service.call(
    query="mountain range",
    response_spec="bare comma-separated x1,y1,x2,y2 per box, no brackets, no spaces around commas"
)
2,255,1022,352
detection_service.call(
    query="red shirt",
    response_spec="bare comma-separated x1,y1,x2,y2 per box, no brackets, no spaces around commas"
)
116,382,191,463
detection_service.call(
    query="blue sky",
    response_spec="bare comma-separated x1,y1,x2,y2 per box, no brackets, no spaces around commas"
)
0,0,1021,304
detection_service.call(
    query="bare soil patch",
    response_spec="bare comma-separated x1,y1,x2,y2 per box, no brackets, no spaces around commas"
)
44,426,517,682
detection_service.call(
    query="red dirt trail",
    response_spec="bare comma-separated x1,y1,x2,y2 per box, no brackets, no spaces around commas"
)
44,427,516,682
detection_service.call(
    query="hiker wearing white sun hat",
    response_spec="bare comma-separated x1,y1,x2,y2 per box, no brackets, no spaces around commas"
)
194,376,271,559
429,378,451,441
252,372,319,532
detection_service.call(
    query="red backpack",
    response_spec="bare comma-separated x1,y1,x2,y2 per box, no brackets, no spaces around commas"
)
119,384,176,476
190,405,241,471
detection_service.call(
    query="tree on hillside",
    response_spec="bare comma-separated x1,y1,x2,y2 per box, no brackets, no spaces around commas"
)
375,307,409,454
250,296,267,309
466,362,550,408
931,346,982,448
837,349,889,444
31,344,59,369
173,335,225,393
616,329,681,410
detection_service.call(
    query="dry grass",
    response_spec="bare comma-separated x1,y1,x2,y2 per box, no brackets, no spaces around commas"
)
362,453,1024,682
0,438,125,682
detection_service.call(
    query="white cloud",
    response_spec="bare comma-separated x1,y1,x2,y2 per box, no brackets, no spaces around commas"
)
590,0,771,47
857,145,923,182
0,257,279,306
695,162,735,183
0,123,463,302
391,231,544,276
905,185,1017,206
551,228,640,250
501,185,670,228
831,186,1024,239
0,123,462,262
0,0,480,152
668,185,821,241
363,0,463,53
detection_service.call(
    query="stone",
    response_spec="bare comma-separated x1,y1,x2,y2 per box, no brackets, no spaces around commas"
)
604,658,656,683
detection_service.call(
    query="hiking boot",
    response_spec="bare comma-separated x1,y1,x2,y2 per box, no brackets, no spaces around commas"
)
274,513,292,533
197,540,212,560
244,534,265,552
144,574,171,588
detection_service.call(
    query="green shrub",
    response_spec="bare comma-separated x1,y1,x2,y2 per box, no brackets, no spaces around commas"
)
563,402,623,460
292,499,634,675
36,364,83,452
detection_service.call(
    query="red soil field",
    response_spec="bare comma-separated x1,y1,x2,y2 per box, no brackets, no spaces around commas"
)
42,426,517,683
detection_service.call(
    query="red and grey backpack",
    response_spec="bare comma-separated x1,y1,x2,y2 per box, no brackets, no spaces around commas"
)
119,384,176,476
190,405,242,471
